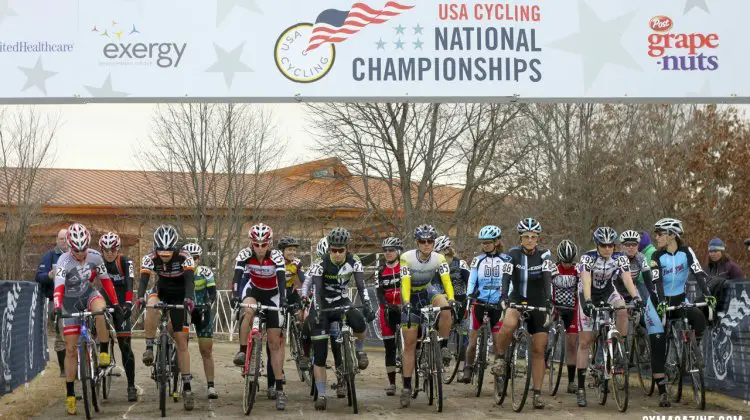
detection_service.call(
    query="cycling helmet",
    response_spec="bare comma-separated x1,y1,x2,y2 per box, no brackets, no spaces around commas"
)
414,224,438,240
67,223,91,252
619,230,640,244
316,237,329,258
277,236,299,250
517,217,542,234
182,242,202,257
593,227,618,245
654,218,683,238
556,239,578,263
381,237,403,250
98,232,121,250
327,227,350,247
249,223,273,244
153,224,179,251
434,235,452,252
478,225,502,240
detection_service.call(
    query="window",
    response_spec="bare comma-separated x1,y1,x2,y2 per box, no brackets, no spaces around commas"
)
311,168,332,178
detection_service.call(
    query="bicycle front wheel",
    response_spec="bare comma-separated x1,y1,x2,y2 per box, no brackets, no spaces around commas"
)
243,335,261,415
631,330,653,396
664,332,683,403
158,334,169,417
444,327,461,384
610,335,629,412
429,330,444,412
475,326,488,397
511,331,532,412
547,326,565,396
80,345,93,420
687,332,705,410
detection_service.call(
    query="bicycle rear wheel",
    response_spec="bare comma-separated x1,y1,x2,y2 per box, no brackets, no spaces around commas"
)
687,333,705,410
430,330,444,412
475,326,488,397
547,326,565,396
631,331,653,396
610,335,629,412
444,327,461,384
511,331,532,412
243,335,261,415
80,345,93,420
593,334,608,406
664,331,683,403
158,334,169,417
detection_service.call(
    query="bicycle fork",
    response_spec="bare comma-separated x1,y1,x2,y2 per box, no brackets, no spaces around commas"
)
244,317,262,377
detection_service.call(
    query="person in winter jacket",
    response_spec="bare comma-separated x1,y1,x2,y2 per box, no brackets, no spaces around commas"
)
34,228,68,377
706,238,744,280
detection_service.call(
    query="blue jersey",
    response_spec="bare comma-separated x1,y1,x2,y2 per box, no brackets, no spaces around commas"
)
467,253,512,304
650,246,706,298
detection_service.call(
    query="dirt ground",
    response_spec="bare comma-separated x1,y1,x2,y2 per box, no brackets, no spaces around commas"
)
2,336,747,419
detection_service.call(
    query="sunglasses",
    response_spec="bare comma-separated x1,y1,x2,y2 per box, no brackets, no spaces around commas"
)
101,248,118,253
417,239,435,245
383,248,398,253
520,235,539,241
598,244,615,249
252,242,269,248
622,243,638,247
330,247,346,254
654,231,670,237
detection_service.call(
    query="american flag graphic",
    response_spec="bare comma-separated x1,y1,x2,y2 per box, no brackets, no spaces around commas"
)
305,2,414,52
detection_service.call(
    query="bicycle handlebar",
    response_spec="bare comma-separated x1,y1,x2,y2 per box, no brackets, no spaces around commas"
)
318,304,365,313
239,302,282,312
661,301,714,326
61,307,114,318
146,303,185,310
509,302,548,312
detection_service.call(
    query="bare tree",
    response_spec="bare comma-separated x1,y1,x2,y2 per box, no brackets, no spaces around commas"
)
0,106,58,280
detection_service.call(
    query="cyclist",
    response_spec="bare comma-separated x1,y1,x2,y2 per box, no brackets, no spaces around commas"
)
375,236,404,396
182,243,218,400
231,223,288,410
98,232,137,402
576,227,642,408
399,224,455,408
309,228,375,410
55,223,121,415
433,235,470,322
551,239,580,394
494,217,554,409
650,218,716,407
461,225,512,384
139,224,196,411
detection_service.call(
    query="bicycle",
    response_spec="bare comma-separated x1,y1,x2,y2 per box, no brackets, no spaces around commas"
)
464,301,497,399
662,301,713,410
409,304,451,413
444,301,468,384
587,302,630,412
146,302,190,418
381,303,403,374
95,310,122,401
316,304,364,414
626,304,653,396
239,302,282,415
496,302,549,412
286,301,311,385
545,304,574,396
60,308,114,420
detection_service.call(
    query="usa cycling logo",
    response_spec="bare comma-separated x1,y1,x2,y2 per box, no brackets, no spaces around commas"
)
92,20,187,68
274,1,414,83
647,16,719,71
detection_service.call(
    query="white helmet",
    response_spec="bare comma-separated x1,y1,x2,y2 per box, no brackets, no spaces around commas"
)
316,237,329,258
153,224,179,251
182,243,202,257
654,218,684,238
98,232,121,250
619,230,641,244
67,223,91,252
434,235,452,253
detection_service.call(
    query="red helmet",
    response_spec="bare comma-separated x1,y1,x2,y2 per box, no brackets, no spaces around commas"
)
99,232,121,250
67,223,91,252
249,223,273,244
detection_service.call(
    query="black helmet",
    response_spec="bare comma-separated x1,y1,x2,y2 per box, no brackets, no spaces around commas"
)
277,236,300,250
153,224,179,251
327,227,350,247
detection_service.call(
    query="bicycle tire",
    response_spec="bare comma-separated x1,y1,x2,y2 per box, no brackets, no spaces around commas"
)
430,330,444,412
102,340,113,400
475,326,488,397
80,344,93,420
444,328,461,384
496,340,512,406
511,330,532,412
411,342,421,400
547,325,565,396
687,332,705,410
610,335,629,412
90,339,100,413
243,335,261,415
594,333,608,406
664,329,683,403
631,331,653,396
158,334,169,417
170,343,180,402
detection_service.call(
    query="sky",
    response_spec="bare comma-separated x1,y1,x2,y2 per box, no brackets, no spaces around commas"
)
38,103,314,170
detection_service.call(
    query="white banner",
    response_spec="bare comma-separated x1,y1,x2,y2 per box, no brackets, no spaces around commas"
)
0,0,742,102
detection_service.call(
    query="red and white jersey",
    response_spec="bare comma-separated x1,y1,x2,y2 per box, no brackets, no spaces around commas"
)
234,247,285,290
54,249,118,308
376,262,402,306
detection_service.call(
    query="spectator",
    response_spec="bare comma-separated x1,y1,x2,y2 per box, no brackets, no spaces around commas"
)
706,238,743,280
34,228,68,377
638,231,657,262
745,238,750,252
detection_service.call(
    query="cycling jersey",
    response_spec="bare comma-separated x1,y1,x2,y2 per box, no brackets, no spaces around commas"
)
616,252,650,298
650,246,710,301
507,246,554,306
432,258,470,297
139,250,196,298
285,257,304,289
400,250,454,303
467,252,512,304
577,250,629,303
54,249,118,309
376,262,402,306
552,263,578,308
300,258,320,297
310,252,368,307
232,247,285,295
193,266,216,305
103,255,134,305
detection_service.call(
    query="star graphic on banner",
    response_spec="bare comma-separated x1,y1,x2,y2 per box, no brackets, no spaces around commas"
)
394,24,405,35
413,38,423,49
687,80,712,97
375,38,386,50
18,56,57,95
548,1,640,91
121,0,147,16
84,74,130,97
205,42,253,88
0,0,18,26
684,0,710,14
216,0,263,27
394,38,405,50
413,23,423,35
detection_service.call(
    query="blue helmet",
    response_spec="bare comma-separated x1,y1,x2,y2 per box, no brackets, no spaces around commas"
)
593,227,618,245
478,225,502,240
517,217,542,234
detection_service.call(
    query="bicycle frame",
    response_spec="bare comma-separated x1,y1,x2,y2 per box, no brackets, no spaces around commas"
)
590,303,628,382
